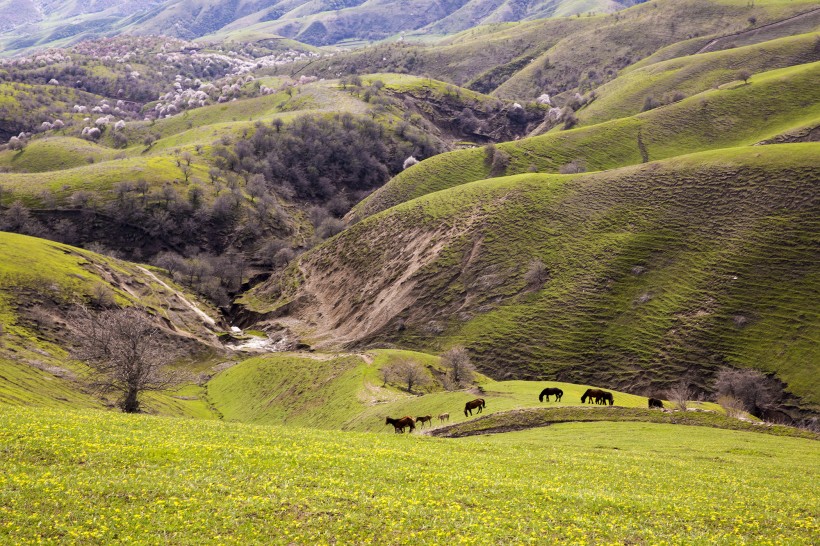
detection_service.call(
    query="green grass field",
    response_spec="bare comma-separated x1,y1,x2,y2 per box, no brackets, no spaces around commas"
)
1,406,817,544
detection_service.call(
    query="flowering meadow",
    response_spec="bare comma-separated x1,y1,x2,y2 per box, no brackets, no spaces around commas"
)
1,407,817,544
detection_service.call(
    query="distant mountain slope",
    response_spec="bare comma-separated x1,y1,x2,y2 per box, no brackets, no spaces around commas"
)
0,0,639,54
288,0,820,101
241,144,820,410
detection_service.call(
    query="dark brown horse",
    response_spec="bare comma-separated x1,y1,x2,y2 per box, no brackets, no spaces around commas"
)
416,415,432,428
539,387,563,402
464,398,485,417
385,416,416,433
648,398,664,409
581,389,613,405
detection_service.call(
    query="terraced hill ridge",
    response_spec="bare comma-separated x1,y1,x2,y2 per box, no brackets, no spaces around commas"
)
355,60,820,218
243,144,820,409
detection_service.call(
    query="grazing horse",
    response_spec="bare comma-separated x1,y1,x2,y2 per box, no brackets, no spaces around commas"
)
416,415,432,428
438,413,450,423
385,416,416,433
539,387,564,402
581,389,613,405
464,398,485,417
648,398,664,409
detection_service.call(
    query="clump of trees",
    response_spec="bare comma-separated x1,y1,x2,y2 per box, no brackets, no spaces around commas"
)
381,358,431,394
714,367,778,418
641,90,686,112
214,113,440,209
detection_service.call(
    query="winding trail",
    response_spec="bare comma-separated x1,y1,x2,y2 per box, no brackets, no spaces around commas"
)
136,266,216,327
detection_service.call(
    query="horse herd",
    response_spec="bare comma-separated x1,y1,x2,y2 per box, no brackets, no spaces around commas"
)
385,389,666,432
385,398,485,433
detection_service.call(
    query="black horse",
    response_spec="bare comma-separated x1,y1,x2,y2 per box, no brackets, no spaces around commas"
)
648,398,664,409
539,387,564,402
581,388,614,405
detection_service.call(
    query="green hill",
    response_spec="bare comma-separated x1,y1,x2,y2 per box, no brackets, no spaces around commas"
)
0,231,221,415
577,32,820,126
290,0,820,100
243,144,820,410
356,60,820,218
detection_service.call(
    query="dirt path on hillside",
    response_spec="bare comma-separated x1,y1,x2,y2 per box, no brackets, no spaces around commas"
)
135,266,217,327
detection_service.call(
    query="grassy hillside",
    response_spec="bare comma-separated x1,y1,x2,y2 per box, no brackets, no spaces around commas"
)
1,406,817,543
493,0,820,99
205,350,687,432
577,32,820,126
291,0,819,99
0,231,221,414
356,60,820,218
245,144,820,409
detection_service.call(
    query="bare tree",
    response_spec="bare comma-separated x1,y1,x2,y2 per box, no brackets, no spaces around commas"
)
714,367,778,417
381,358,431,394
441,346,476,390
71,307,183,413
666,380,694,411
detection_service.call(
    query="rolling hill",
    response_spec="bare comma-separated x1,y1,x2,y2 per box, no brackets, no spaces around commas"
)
242,144,820,411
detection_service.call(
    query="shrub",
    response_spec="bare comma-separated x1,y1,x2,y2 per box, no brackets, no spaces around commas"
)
666,381,693,411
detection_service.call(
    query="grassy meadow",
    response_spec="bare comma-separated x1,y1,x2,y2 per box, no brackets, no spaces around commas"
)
0,406,817,544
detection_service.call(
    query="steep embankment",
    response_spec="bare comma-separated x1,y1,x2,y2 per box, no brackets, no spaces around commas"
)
0,232,222,412
355,61,820,218
243,144,820,409
428,406,818,439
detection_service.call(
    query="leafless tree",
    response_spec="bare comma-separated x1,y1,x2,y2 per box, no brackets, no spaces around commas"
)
714,367,778,417
441,346,476,390
71,306,184,413
381,358,431,394
666,380,694,411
